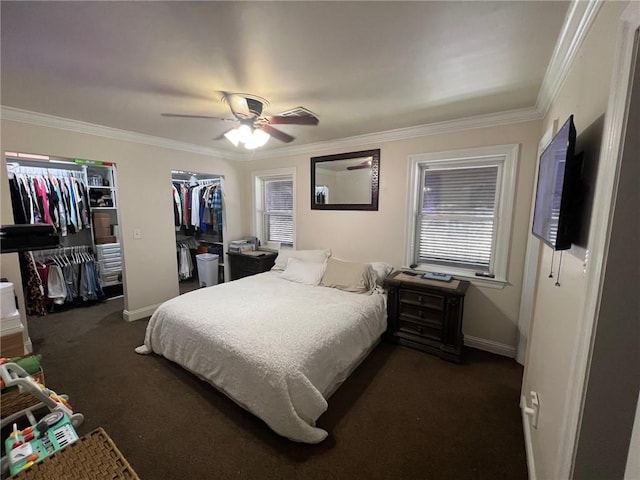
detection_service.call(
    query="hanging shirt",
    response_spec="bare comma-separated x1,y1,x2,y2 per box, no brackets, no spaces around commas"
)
34,177,51,225
52,177,67,236
211,186,223,232
190,185,200,228
47,264,67,305
172,184,182,227
67,177,79,232
181,185,189,227
8,176,28,224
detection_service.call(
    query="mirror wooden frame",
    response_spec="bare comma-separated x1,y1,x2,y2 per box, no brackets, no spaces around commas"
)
310,149,380,211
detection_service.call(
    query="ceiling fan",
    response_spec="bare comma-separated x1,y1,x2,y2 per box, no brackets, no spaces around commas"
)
347,160,372,170
161,92,319,148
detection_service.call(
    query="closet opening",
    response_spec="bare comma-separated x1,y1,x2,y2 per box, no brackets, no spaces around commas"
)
171,170,225,295
4,153,125,319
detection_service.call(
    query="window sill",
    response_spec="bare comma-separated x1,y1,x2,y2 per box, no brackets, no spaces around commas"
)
455,274,507,290
402,266,508,290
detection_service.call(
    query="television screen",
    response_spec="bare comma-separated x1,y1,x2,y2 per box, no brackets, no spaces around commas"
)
532,115,577,250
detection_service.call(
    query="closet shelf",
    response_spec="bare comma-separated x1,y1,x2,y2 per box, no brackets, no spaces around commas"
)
91,207,117,210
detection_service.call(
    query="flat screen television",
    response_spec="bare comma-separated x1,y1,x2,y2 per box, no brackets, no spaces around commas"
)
532,115,579,251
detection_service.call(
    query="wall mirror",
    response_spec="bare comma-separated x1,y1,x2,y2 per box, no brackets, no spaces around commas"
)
311,149,380,211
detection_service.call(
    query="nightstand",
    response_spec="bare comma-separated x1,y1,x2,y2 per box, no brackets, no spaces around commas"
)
383,270,469,363
227,251,277,280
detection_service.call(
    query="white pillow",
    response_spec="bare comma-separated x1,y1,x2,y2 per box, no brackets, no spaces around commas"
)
271,249,331,271
370,262,394,286
280,257,326,285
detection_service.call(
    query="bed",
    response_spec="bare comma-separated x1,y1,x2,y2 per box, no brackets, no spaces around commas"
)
136,260,388,444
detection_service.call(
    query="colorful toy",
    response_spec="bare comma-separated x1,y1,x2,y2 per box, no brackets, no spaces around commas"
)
0,355,42,390
5,411,79,475
0,361,84,477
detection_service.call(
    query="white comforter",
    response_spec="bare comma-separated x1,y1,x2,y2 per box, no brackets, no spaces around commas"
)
140,271,387,443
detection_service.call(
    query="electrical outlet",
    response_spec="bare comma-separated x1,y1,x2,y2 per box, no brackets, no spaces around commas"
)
133,229,142,239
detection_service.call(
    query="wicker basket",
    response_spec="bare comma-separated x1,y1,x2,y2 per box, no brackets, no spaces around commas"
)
12,427,140,479
0,370,45,420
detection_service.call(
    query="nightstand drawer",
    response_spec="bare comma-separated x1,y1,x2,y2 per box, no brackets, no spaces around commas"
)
399,303,443,324
398,318,441,341
399,289,444,311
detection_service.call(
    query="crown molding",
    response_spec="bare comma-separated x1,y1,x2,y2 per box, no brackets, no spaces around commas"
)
1,105,542,163
242,107,542,161
0,106,243,161
536,0,603,117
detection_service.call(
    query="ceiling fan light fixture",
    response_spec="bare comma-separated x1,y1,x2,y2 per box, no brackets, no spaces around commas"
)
249,128,270,148
237,124,253,144
223,128,241,147
225,124,270,149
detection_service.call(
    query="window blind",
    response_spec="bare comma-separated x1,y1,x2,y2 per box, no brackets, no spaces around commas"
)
265,179,293,245
417,165,499,271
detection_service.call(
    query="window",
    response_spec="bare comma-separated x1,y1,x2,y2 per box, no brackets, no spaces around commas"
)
253,169,295,248
407,145,518,283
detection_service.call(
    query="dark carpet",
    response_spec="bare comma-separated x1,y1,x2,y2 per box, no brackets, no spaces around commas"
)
25,299,527,479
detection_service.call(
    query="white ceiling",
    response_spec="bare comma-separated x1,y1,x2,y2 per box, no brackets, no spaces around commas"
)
1,1,570,154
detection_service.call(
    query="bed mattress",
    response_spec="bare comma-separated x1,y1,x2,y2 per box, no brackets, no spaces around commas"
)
139,271,387,443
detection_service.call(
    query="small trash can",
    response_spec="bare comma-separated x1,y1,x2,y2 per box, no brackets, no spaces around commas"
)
196,253,219,287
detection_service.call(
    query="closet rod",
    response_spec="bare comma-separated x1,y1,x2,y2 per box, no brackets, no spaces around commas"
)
7,157,84,169
32,245,94,258
172,178,220,185
8,160,85,177
171,169,221,177
7,165,85,183
8,166,86,180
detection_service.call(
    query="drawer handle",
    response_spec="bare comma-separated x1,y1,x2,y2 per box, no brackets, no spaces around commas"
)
418,295,423,303
419,310,424,318
418,326,424,334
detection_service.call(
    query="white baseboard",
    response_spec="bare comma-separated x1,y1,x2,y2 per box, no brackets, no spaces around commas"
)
24,337,33,354
123,303,161,322
521,394,537,480
464,335,516,358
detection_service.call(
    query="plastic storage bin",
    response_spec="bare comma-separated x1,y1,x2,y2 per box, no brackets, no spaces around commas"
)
196,254,219,287
1,282,18,318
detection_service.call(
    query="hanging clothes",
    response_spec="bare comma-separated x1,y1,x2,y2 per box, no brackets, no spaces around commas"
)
171,183,182,227
47,265,67,305
8,176,28,224
8,167,91,237
25,247,105,315
172,179,221,234
21,252,47,317
211,185,223,233
177,244,194,280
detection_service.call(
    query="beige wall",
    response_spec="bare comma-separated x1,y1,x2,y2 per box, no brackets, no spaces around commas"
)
521,2,630,479
0,155,30,352
240,120,542,348
0,120,243,322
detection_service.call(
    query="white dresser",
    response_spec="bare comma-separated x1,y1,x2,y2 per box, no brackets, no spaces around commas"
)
95,243,122,286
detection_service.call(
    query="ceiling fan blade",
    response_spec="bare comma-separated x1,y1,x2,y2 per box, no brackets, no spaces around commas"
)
346,164,371,170
260,124,295,143
162,113,217,119
161,113,235,121
213,127,236,141
223,93,251,119
267,115,319,126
